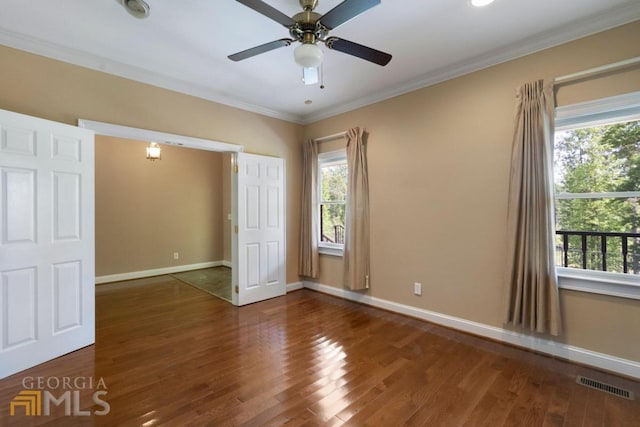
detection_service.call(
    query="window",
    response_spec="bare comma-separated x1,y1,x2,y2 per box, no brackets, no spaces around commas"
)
553,91,640,299
318,149,347,256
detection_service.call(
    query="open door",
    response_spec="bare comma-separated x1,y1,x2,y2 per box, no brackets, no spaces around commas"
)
233,152,286,306
0,109,95,379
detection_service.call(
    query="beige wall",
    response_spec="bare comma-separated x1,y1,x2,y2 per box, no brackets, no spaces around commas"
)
304,21,640,362
0,44,303,283
95,137,224,276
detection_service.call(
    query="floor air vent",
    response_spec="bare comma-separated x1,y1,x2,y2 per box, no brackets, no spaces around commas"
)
576,376,634,400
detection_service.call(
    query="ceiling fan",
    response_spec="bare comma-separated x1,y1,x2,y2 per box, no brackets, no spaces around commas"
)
228,0,392,69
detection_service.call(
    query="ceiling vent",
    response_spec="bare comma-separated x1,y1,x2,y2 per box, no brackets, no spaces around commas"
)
123,0,150,19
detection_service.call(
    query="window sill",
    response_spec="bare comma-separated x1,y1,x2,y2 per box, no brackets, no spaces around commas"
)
319,246,343,257
557,267,640,300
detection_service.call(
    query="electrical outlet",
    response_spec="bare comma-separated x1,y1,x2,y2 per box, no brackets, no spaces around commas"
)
414,282,422,296
173,252,179,260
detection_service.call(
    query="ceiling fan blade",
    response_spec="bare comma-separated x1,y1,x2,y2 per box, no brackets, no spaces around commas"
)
319,0,380,30
228,39,293,61
325,37,392,66
235,0,296,27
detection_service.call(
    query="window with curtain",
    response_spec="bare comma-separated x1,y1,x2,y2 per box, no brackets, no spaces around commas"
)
318,149,347,255
554,91,640,298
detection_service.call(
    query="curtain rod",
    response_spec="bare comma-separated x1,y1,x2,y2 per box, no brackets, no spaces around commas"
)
314,131,347,143
555,56,640,87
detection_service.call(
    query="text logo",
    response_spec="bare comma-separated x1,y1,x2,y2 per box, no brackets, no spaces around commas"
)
9,376,110,417
10,391,42,416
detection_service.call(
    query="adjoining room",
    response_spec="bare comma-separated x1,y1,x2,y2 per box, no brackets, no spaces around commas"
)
94,136,233,302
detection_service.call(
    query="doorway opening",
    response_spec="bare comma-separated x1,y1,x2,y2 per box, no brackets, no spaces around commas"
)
81,120,242,304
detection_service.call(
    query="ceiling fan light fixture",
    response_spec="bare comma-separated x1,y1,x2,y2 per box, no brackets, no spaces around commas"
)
294,43,324,68
302,67,319,85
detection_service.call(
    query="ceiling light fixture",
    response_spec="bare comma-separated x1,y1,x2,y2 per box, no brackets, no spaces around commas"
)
146,142,161,161
123,0,150,19
294,43,324,68
470,0,495,6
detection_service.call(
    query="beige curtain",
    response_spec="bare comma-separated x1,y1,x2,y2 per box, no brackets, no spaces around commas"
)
298,139,319,278
343,127,370,290
505,79,562,336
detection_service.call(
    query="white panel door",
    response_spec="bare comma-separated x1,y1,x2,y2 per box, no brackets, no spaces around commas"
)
0,109,94,379
234,153,285,306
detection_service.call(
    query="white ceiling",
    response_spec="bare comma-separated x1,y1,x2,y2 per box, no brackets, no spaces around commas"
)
0,0,638,124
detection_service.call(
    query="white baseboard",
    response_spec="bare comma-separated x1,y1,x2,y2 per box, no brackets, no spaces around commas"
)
303,281,640,380
95,261,226,284
286,281,304,292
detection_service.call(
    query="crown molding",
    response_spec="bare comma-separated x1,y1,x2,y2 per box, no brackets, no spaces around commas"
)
301,4,640,124
0,28,306,124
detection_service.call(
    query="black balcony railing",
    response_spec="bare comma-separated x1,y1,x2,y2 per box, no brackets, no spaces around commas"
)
334,225,344,244
320,205,345,244
555,230,640,274
321,225,345,244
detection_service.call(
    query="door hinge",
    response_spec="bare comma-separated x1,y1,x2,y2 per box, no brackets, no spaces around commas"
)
235,285,239,294
234,164,239,173
234,225,238,234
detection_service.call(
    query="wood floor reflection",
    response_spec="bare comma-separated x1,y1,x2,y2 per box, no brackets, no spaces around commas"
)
1,276,639,426
171,266,232,302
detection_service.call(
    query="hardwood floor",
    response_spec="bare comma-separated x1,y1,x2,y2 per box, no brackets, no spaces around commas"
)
1,276,639,426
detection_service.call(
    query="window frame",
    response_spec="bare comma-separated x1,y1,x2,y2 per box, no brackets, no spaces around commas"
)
554,91,640,300
317,149,347,257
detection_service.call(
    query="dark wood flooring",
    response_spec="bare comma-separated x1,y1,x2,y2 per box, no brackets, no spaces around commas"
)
1,275,639,426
